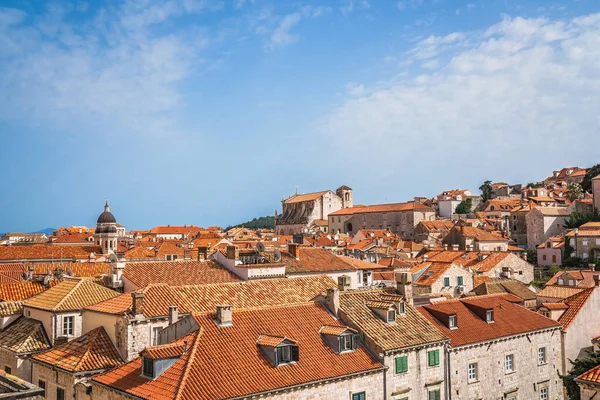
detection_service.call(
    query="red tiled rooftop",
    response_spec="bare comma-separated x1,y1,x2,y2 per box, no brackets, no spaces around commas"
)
123,260,241,288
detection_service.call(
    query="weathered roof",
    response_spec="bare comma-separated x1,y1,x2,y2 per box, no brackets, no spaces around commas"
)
32,327,123,373
0,317,50,354
85,276,336,318
0,245,101,261
471,279,536,301
0,281,50,301
419,294,560,347
24,279,119,312
536,285,585,300
558,288,595,329
284,191,330,204
577,364,600,385
92,303,383,400
283,247,381,273
0,301,24,316
123,260,241,288
329,201,434,216
339,290,447,352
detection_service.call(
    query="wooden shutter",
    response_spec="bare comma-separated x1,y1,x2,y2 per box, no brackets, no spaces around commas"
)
352,334,360,350
428,351,433,366
291,345,299,362
434,350,439,365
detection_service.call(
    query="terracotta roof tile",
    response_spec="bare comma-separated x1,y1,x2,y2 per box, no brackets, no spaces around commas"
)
0,245,101,261
25,279,119,312
93,303,383,400
284,191,330,203
541,302,569,310
0,281,48,301
537,285,585,300
557,288,595,329
123,260,241,288
419,294,560,346
577,364,600,384
320,325,356,336
0,317,50,354
32,327,123,373
339,290,447,352
545,270,600,287
141,342,187,360
0,301,24,316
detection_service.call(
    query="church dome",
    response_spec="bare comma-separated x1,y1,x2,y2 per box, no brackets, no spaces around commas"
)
97,201,116,224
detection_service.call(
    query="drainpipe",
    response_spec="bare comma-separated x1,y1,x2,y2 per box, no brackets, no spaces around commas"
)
445,344,452,400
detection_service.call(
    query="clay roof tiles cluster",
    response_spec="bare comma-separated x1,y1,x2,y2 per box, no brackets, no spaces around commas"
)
85,276,337,318
283,247,382,273
0,317,51,354
557,288,595,329
329,201,434,216
0,281,50,301
32,327,123,373
25,279,119,312
0,301,24,316
0,244,101,261
536,285,585,300
93,303,383,400
471,279,536,301
339,290,447,352
284,190,330,204
577,364,600,385
419,294,561,347
123,260,241,288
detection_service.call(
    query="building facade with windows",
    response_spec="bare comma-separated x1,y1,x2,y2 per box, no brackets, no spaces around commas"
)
419,294,563,400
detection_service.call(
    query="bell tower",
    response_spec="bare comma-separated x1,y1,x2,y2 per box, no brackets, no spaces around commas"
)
94,200,119,255
336,185,353,208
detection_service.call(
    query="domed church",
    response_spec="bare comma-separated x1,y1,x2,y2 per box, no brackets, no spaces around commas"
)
95,201,119,255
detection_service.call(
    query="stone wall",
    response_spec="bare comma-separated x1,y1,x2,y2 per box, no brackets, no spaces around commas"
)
563,287,600,373
277,191,344,235
32,361,79,400
593,176,600,211
0,349,30,381
509,210,528,247
385,344,446,399
427,264,473,298
448,328,563,400
481,253,534,284
116,317,170,361
347,210,435,239
526,210,568,250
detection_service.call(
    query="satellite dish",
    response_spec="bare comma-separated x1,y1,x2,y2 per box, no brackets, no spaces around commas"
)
108,253,118,263
66,268,73,277
22,271,29,281
274,249,282,262
43,275,51,286
256,242,265,253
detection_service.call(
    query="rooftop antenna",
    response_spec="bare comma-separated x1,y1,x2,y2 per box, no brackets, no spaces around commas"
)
295,185,299,195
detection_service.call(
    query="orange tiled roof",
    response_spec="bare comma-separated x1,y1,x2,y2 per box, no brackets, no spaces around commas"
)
419,294,560,347
25,279,119,312
52,233,95,244
557,288,595,329
329,201,434,216
537,285,585,300
545,270,600,288
0,281,49,301
32,327,123,373
93,303,384,400
0,317,51,354
284,190,330,204
149,226,202,235
320,325,356,336
577,364,600,385
455,225,507,242
0,244,101,261
29,263,110,277
123,260,241,289
0,301,24,316
541,302,569,310
85,276,336,318
141,342,187,360
282,247,381,273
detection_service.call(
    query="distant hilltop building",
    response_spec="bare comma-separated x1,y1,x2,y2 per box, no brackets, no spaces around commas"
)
275,186,352,235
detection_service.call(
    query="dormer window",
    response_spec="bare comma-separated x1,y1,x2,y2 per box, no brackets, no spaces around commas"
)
142,357,154,378
320,325,360,353
449,315,458,329
277,345,295,364
387,309,396,323
398,302,406,315
257,335,299,366
558,278,564,285
486,310,494,323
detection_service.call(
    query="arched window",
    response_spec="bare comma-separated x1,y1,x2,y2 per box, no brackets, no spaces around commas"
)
345,193,350,201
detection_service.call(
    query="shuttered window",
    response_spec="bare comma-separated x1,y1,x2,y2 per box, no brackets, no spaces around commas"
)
443,277,450,287
428,350,440,367
428,389,441,400
395,356,408,374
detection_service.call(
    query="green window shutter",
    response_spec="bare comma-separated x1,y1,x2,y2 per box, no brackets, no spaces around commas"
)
427,351,433,366
457,276,463,286
395,356,408,373
434,350,440,365
444,277,450,287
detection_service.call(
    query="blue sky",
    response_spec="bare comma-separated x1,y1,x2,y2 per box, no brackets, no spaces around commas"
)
1,0,599,232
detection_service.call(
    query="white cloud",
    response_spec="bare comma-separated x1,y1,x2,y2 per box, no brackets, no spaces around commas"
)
0,1,213,136
317,13,600,190
266,13,301,50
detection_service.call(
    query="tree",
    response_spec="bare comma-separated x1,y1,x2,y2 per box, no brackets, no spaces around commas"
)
479,180,492,202
567,182,584,202
565,208,600,229
562,350,600,399
526,182,544,188
582,164,600,192
455,198,473,214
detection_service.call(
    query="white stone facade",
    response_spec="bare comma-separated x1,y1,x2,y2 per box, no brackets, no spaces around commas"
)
448,328,563,400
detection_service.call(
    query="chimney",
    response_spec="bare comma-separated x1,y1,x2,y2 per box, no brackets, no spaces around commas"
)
467,244,474,252
337,275,351,291
226,245,239,261
594,275,600,287
289,243,300,259
28,266,34,280
452,244,459,251
422,254,428,262
522,252,528,261
132,292,145,318
443,244,448,251
197,246,209,261
168,306,178,325
590,263,596,272
428,244,435,250
395,272,413,306
325,288,340,316
216,305,233,326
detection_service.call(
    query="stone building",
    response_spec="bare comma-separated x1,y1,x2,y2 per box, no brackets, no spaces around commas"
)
336,275,449,400
94,201,119,255
509,203,531,247
593,174,600,210
329,201,435,239
0,317,50,381
525,206,570,250
577,364,600,400
437,189,473,218
419,294,563,400
31,327,123,400
410,261,474,298
276,186,352,235
537,237,565,266
566,222,600,261
85,302,385,400
442,222,509,251
413,220,455,243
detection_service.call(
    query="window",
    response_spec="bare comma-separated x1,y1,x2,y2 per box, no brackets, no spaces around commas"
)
3,366,10,374
540,387,548,400
538,347,547,364
387,310,396,323
428,350,440,367
428,389,441,400
276,345,299,365
486,310,494,323
449,315,457,329
341,334,353,351
398,302,406,315
395,356,408,374
57,388,65,400
542,255,547,261
552,255,556,263
38,380,46,397
352,392,366,400
62,316,74,336
443,277,450,287
142,357,154,378
583,240,589,246
457,276,464,286
468,362,478,382
505,354,514,373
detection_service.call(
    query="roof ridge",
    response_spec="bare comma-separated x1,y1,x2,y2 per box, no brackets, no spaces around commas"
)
173,329,203,400
52,279,83,311
72,327,100,371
